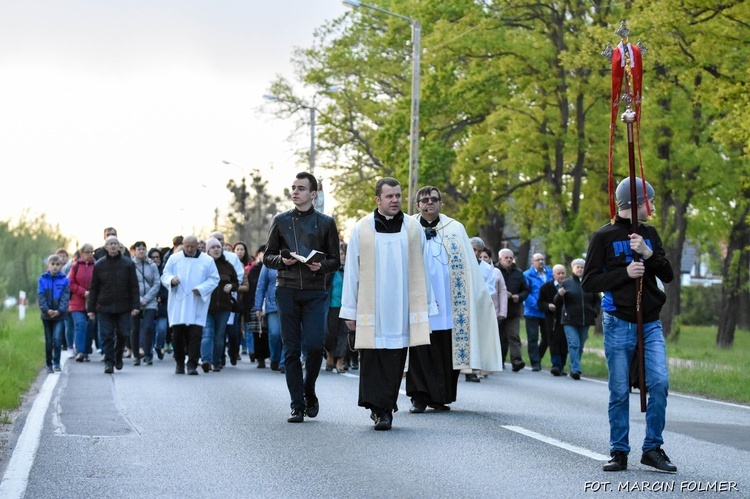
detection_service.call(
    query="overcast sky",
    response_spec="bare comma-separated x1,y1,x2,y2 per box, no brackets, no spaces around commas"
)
0,1,346,249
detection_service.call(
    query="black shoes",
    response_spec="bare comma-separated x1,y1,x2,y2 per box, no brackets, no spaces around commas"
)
305,397,319,418
465,373,481,382
641,448,677,472
133,358,141,366
571,371,581,380
428,404,450,412
511,361,525,372
288,408,305,423
175,365,185,374
374,411,393,431
409,401,427,413
75,353,85,362
270,361,279,371
531,365,541,372
201,361,210,373
550,367,561,376
115,359,124,371
603,451,628,471
187,367,198,375
104,363,114,374
257,359,266,369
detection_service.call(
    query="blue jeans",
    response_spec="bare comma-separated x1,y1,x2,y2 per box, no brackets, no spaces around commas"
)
276,287,328,410
266,312,285,368
42,319,64,367
131,308,156,360
203,311,231,366
524,316,543,368
154,316,168,351
64,314,75,351
72,311,95,355
602,312,669,454
563,324,589,374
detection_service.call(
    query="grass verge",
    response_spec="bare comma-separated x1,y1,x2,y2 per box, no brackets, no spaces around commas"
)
0,310,45,423
581,325,750,405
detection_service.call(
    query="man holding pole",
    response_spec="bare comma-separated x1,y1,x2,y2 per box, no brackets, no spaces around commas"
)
582,177,676,473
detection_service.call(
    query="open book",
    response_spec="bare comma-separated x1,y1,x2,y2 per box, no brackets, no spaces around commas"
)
290,250,326,264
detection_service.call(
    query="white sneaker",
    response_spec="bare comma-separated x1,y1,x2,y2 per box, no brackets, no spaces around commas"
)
68,348,75,358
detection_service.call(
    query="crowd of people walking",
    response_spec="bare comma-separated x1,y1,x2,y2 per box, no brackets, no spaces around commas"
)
35,173,678,473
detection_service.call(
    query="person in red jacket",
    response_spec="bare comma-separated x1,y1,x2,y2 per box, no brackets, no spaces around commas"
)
68,243,96,362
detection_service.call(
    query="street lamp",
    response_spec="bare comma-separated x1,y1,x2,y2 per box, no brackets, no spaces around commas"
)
343,0,421,214
263,85,339,176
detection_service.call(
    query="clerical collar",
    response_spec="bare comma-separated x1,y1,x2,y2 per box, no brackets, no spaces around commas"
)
373,209,404,233
185,250,201,259
419,216,440,228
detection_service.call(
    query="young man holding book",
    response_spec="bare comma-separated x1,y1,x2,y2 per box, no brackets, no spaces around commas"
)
263,172,340,423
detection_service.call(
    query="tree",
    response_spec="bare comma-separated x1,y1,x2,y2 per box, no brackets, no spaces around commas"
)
226,170,288,252
0,212,68,303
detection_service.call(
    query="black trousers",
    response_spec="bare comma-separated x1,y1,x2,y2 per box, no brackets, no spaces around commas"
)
406,329,459,405
359,348,408,413
172,324,202,369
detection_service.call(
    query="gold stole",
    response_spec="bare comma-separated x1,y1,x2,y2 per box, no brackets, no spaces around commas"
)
355,214,431,348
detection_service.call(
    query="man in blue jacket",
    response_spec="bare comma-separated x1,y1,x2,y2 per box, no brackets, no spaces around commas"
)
523,253,552,371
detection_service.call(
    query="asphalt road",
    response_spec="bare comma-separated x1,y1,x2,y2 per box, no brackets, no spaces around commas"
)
1,353,748,498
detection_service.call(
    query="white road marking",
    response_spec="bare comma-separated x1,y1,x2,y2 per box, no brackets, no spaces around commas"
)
503,425,610,461
0,356,68,499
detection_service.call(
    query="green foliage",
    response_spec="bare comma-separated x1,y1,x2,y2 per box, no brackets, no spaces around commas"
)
0,311,45,415
582,325,750,404
0,212,68,304
681,285,721,326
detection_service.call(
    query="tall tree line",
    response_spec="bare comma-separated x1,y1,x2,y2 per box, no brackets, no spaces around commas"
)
265,0,749,344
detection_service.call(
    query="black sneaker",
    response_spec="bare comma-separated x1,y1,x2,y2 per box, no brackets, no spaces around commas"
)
305,396,319,418
175,365,185,374
115,359,124,370
201,361,210,373
465,373,481,382
550,367,562,376
511,361,525,372
104,363,114,374
603,451,628,471
571,371,581,380
641,448,677,473
287,408,305,423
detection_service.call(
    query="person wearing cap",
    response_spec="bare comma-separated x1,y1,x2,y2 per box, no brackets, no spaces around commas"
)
161,235,220,375
582,177,676,473
555,259,600,380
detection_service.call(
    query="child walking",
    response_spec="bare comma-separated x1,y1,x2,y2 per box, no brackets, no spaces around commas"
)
38,254,71,373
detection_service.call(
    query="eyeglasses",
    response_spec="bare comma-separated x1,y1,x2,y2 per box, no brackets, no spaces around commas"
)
418,196,441,204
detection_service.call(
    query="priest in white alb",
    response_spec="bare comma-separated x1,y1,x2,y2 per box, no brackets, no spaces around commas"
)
341,177,438,431
161,235,219,375
405,186,503,414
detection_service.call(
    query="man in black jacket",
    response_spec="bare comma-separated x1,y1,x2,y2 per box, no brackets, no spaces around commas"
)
497,248,529,371
582,177,676,473
537,264,567,376
87,235,140,374
264,172,340,423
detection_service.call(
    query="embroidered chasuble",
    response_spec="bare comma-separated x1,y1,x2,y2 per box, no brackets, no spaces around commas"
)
340,213,435,349
413,213,503,371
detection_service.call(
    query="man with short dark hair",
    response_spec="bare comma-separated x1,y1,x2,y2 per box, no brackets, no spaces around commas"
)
405,186,501,413
341,177,437,430
583,177,676,473
264,172,340,423
94,227,119,260
87,235,140,374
